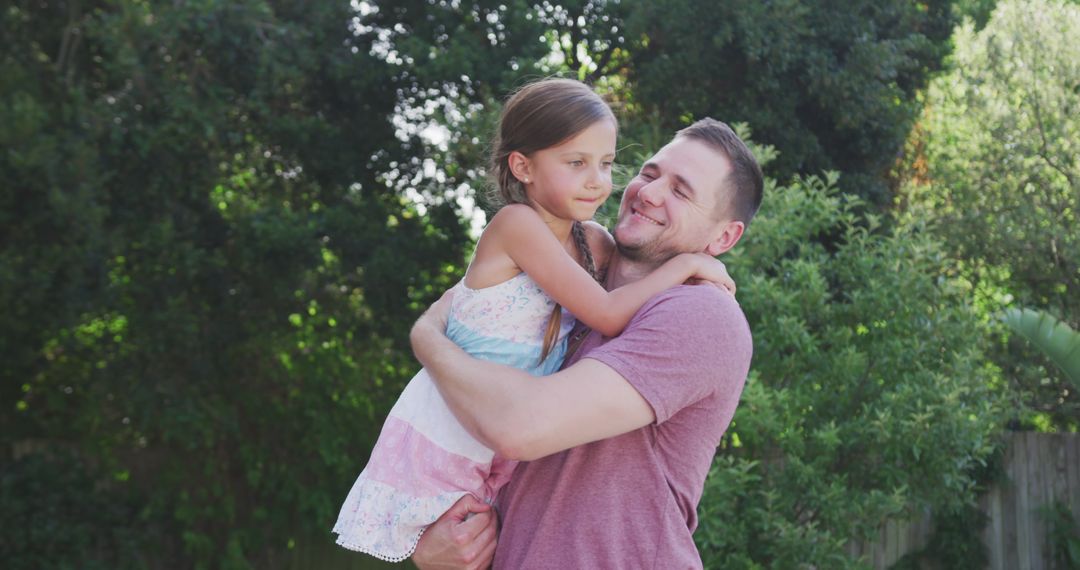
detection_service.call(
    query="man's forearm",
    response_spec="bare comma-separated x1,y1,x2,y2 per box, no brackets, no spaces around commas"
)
409,295,655,461
411,316,538,455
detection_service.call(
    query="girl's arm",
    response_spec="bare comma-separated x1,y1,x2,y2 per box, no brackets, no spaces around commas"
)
484,204,732,338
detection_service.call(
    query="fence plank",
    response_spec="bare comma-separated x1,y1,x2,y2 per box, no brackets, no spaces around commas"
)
1000,434,1015,570
1052,434,1071,564
847,433,1080,569
1030,433,1043,570
1035,431,1049,570
986,485,1003,570
1069,435,1080,545
1015,432,1032,570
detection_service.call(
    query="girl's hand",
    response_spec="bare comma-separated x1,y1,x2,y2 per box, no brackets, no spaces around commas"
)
684,253,736,295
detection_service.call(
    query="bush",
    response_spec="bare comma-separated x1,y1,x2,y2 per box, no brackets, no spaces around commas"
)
0,453,151,570
694,171,1006,567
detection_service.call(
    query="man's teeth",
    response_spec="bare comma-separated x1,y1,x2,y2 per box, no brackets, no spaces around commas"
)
635,211,662,225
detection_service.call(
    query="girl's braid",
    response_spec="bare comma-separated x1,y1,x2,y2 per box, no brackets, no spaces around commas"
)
538,221,604,364
570,221,599,281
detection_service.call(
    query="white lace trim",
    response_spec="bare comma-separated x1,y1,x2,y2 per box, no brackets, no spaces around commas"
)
331,475,463,562
332,525,426,563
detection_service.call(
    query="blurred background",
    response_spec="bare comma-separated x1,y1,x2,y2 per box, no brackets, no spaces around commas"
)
2,0,1078,568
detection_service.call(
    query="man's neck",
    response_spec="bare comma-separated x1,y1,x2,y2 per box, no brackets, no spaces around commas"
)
605,253,665,290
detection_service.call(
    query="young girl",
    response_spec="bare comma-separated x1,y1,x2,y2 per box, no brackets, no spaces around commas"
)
332,78,734,562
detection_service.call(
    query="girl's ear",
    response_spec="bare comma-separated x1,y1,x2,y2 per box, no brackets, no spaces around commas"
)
508,151,532,183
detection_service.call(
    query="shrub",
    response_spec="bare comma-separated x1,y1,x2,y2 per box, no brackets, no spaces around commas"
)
0,453,151,570
694,171,1005,567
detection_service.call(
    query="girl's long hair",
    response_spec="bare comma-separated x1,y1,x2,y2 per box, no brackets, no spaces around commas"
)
488,78,614,363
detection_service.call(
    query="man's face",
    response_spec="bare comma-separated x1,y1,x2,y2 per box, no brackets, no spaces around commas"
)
613,136,735,262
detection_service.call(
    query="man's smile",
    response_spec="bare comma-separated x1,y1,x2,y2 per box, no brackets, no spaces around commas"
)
631,207,664,226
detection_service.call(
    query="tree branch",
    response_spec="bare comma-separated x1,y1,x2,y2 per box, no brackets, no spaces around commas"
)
585,43,616,84
1027,83,1078,191
565,11,583,72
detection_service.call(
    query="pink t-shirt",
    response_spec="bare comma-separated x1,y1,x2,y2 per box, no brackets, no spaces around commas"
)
493,285,753,569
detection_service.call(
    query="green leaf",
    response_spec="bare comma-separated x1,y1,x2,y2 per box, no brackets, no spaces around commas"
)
1002,307,1080,389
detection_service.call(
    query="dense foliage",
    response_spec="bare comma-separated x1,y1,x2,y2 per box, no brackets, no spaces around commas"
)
616,0,958,203
360,0,962,206
502,0,956,203
0,1,487,567
899,0,1080,428
692,168,1004,568
1,0,1066,567
0,452,150,570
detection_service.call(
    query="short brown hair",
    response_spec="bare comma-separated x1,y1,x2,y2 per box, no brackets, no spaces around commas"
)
677,118,763,225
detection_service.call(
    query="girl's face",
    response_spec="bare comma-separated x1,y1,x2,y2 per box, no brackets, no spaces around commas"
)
514,119,617,224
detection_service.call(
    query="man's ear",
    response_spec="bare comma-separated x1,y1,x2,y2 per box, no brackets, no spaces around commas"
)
508,151,532,183
704,220,745,256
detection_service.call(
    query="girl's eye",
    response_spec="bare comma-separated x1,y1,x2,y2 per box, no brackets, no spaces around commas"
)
570,160,584,167
602,161,614,169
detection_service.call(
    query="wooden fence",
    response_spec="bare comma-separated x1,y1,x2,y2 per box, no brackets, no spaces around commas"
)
852,432,1080,569
981,432,1080,569
847,509,934,568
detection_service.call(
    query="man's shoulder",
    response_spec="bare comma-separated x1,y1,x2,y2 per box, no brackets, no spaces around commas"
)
642,284,747,325
582,285,752,424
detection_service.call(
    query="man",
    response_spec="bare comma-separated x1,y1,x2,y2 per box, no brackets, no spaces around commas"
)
410,118,763,569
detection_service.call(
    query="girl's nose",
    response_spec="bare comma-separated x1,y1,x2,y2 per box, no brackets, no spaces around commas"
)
586,165,605,189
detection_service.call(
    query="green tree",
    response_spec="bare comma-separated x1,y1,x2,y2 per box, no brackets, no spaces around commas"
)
354,1,555,218
403,0,959,206
898,0,1080,428
595,0,957,204
953,0,1001,29
0,1,494,567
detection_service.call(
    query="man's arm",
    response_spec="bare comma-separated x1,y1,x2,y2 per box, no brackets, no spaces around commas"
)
409,293,655,462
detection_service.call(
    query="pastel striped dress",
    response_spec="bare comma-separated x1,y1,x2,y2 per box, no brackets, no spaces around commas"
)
332,272,574,562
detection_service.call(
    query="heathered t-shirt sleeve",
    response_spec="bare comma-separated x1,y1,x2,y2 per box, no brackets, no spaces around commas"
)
583,284,752,424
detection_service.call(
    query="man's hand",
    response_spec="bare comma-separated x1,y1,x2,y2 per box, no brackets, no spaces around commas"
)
412,495,498,570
